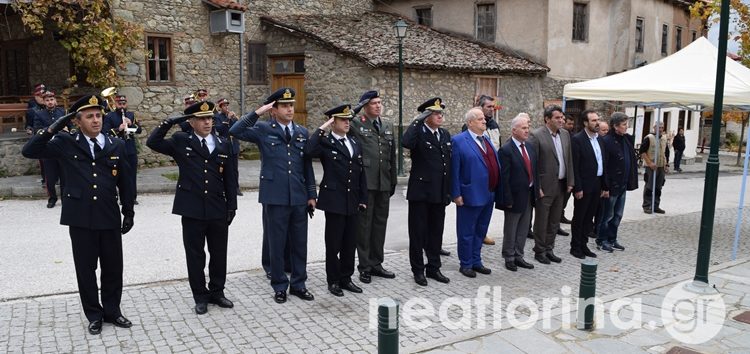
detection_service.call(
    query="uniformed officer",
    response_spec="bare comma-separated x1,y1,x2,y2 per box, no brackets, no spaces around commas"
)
103,95,142,204
25,83,46,135
213,98,242,196
229,88,317,304
402,97,452,286
196,88,209,102
22,94,135,335
349,90,397,283
32,90,67,208
304,104,367,297
180,94,197,133
146,101,238,315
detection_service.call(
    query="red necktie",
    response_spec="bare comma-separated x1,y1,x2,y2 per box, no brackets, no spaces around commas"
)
520,142,532,185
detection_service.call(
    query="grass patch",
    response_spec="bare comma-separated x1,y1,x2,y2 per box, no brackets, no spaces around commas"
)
161,172,179,181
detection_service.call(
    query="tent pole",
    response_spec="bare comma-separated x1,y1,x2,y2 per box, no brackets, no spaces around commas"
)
633,105,638,136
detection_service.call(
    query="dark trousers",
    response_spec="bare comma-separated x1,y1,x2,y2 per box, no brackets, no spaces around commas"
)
324,211,357,285
126,154,138,199
571,179,601,253
68,227,123,322
642,167,665,210
408,201,445,275
42,159,61,201
265,204,308,292
180,216,228,303
674,149,684,170
502,193,532,261
456,201,493,268
261,204,291,275
533,180,565,256
357,190,391,273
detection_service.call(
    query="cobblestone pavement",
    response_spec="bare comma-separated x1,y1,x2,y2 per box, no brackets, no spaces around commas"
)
1,204,748,353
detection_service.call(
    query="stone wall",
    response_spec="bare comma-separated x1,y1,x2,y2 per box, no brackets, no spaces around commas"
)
0,136,38,177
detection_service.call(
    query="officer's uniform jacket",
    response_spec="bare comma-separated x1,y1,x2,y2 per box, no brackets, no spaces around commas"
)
213,111,240,156
402,118,452,205
349,115,397,192
32,107,66,131
305,128,367,215
103,110,141,156
229,112,316,206
146,121,238,220
22,130,135,229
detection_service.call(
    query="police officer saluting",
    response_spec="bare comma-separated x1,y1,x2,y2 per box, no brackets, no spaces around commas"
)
32,90,67,208
146,101,238,315
214,98,242,196
229,88,317,304
22,94,135,335
305,104,367,297
103,95,142,204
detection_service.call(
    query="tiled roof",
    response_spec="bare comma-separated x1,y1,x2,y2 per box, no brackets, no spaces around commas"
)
203,0,246,11
261,11,548,75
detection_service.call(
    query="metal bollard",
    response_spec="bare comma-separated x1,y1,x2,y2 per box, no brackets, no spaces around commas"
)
577,258,598,330
378,297,399,354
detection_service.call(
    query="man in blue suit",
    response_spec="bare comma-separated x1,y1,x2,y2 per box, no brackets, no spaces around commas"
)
450,108,500,278
229,88,317,304
498,114,539,271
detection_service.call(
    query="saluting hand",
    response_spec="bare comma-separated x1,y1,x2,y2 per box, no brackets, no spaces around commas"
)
319,117,335,130
255,101,275,116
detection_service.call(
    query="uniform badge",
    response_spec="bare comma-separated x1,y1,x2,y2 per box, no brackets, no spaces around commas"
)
360,116,365,123
219,166,224,173
112,169,118,176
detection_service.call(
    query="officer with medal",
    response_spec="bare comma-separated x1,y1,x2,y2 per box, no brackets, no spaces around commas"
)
146,101,238,315
103,95,142,204
304,104,367,297
22,94,135,335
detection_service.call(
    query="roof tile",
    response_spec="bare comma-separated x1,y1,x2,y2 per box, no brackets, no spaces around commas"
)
203,0,247,11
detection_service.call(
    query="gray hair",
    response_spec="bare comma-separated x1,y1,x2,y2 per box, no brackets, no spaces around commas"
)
464,108,484,123
511,113,530,128
609,112,629,128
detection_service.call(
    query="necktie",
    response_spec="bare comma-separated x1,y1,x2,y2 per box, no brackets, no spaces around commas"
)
434,130,439,141
476,136,486,152
284,126,291,142
373,119,381,133
520,142,533,185
90,138,101,157
339,138,351,157
201,138,210,155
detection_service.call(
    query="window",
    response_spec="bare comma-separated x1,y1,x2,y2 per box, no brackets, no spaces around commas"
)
661,24,669,55
415,7,432,27
272,58,305,74
675,26,683,51
476,4,496,42
247,42,267,84
691,30,697,42
0,42,29,95
687,111,693,130
635,17,644,53
146,35,172,83
678,110,686,130
572,2,588,42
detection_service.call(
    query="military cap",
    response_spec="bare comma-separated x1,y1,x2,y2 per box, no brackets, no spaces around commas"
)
69,94,105,113
42,91,56,98
217,98,229,106
358,90,379,105
264,87,295,105
115,95,127,103
184,101,216,118
33,83,46,95
196,88,208,95
324,104,354,119
183,94,196,104
417,97,445,113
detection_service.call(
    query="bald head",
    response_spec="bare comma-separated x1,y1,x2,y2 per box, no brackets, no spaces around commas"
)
598,121,609,137
465,108,486,135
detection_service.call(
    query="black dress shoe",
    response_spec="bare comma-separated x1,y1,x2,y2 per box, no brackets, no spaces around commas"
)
504,261,518,272
556,228,569,236
600,242,614,252
546,252,562,263
340,281,363,293
439,249,451,256
472,265,492,274
582,248,597,258
106,315,132,328
612,242,625,251
514,258,535,269
47,199,57,208
209,296,234,308
265,272,272,280
459,267,476,278
274,291,287,304
133,200,139,205
87,320,102,335
426,270,450,284
328,283,344,297
371,268,396,279
587,232,597,239
534,254,551,264
560,216,572,224
289,288,315,301
643,208,653,214
654,208,666,214
359,271,371,284
527,231,535,239
414,273,428,286
195,302,208,315
570,249,585,259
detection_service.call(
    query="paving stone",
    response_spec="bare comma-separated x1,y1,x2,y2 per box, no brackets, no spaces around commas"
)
475,335,524,354
579,338,649,354
497,328,567,354
620,329,672,347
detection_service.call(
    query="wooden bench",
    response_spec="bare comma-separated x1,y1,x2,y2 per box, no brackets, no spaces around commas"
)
0,103,28,134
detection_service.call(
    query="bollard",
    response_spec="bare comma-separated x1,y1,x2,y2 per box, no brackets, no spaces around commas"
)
378,297,399,354
577,258,598,330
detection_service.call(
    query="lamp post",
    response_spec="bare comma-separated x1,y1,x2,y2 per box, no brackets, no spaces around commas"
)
394,19,407,176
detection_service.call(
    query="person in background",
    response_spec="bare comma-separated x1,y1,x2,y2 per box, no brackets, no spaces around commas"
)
103,95,142,205
672,128,685,173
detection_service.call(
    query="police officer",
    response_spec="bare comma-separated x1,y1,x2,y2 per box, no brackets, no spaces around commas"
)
32,90,67,208
180,94,197,133
305,104,367,297
214,98,242,196
22,94,135,335
25,83,46,135
103,95,142,204
349,90,397,283
229,88,317,304
402,97,452,286
146,101,238,315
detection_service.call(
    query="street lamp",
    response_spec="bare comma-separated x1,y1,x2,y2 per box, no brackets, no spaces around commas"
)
394,18,407,176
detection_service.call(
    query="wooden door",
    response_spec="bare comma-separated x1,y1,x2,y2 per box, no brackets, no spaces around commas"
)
271,57,306,126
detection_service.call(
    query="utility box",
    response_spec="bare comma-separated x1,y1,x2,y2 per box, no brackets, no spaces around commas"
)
210,9,245,34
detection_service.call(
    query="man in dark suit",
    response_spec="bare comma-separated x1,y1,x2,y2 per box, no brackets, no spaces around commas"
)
229,88,317,304
22,94,135,335
349,90,397,284
213,98,242,196
147,101,238,315
305,104,367,297
527,105,574,265
402,98,452,286
103,95,142,204
32,90,67,208
498,114,539,271
570,110,609,259
25,83,46,135
450,108,499,278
